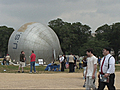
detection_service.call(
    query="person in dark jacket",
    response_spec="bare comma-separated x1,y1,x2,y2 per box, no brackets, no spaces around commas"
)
3,57,6,65
82,56,87,87
18,51,26,73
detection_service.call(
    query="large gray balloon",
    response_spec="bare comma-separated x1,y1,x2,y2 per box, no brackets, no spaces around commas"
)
8,22,62,64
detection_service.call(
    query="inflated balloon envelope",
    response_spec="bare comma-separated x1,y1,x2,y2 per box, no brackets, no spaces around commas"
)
8,22,62,64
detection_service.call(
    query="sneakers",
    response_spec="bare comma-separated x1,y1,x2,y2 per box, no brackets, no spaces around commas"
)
18,71,20,73
18,71,24,73
83,82,86,87
83,84,85,87
29,72,32,73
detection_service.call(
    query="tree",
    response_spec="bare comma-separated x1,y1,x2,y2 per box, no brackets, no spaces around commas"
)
0,26,14,57
48,18,72,54
79,37,109,56
95,23,120,60
110,23,120,60
70,22,91,55
48,18,91,55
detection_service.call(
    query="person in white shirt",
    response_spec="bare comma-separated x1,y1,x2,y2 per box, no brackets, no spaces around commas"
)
69,54,74,72
85,49,97,90
60,55,65,72
97,47,116,90
6,54,11,65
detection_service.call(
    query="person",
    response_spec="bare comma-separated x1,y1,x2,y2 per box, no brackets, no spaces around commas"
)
59,56,62,69
74,55,78,71
66,56,69,63
98,56,101,66
6,54,11,65
30,50,36,73
18,51,26,73
69,54,74,72
66,56,69,69
82,56,87,87
3,57,6,65
79,56,83,69
97,47,116,90
85,49,97,90
64,55,66,69
60,55,65,72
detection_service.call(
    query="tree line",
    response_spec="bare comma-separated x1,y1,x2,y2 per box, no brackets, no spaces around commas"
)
0,18,120,60
48,18,120,60
0,26,14,57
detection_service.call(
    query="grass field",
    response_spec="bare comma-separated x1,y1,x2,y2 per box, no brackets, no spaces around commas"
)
0,65,85,73
0,62,120,73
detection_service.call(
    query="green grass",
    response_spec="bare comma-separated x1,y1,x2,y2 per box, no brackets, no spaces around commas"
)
0,64,84,73
115,65,120,72
0,65,47,73
0,63,120,73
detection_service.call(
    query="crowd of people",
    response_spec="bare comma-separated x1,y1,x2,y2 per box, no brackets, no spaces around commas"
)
1,47,116,90
59,54,80,72
2,50,36,73
59,47,116,90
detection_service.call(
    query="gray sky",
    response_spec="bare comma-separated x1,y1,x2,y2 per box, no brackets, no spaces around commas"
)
0,0,120,32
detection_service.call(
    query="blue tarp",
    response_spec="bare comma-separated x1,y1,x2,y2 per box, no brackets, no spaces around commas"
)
44,63,60,71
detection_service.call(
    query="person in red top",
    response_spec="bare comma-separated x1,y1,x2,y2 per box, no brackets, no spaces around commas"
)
30,50,36,73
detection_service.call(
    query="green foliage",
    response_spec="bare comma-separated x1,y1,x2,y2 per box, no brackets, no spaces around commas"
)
0,26,14,57
0,65,46,73
95,23,120,60
1,18,120,60
79,37,109,56
48,18,110,56
48,18,91,55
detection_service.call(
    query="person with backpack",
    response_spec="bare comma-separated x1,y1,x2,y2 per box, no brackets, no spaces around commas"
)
97,47,116,90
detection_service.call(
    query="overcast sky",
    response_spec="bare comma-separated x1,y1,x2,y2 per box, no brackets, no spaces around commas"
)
0,0,120,32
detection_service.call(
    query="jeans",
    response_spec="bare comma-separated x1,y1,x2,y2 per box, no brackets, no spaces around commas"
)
6,60,9,65
30,61,36,72
79,63,82,69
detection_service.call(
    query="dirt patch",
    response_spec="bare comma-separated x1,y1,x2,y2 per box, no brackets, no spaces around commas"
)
0,72,119,89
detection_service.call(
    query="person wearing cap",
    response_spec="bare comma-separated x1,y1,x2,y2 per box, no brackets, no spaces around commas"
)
97,47,116,90
6,54,11,65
